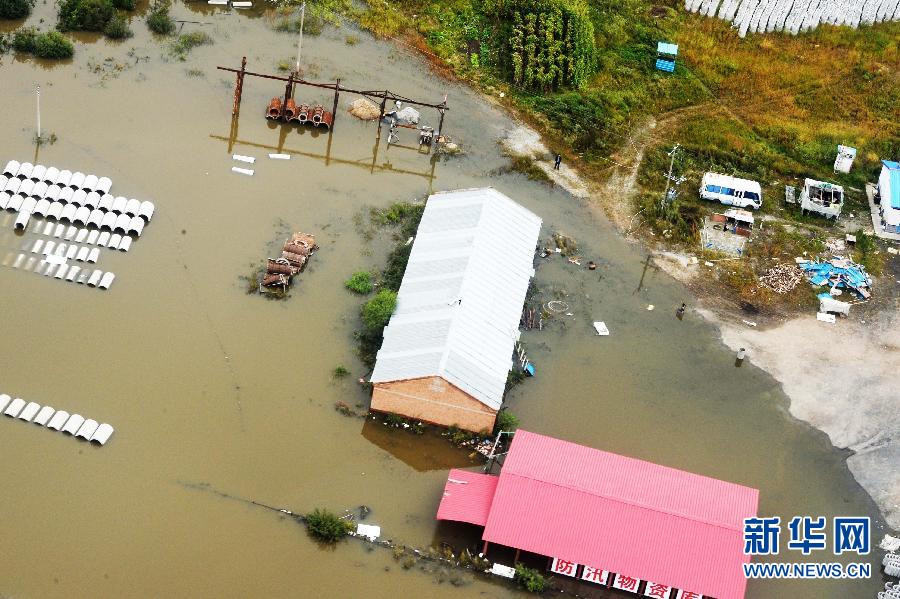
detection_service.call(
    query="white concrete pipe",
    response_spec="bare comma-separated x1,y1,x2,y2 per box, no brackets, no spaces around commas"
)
69,171,85,190
53,264,69,279
113,213,130,233
125,198,141,216
100,211,117,231
19,197,37,214
75,419,99,439
75,228,88,243
14,211,30,231
0,174,8,192
71,189,87,207
65,265,80,281
56,169,72,187
16,162,34,180
91,423,114,445
73,206,90,226
4,397,26,417
61,413,85,435
31,164,47,182
5,177,21,195
138,200,155,222
87,248,100,263
128,215,144,237
46,201,63,220
46,410,70,430
7,194,24,212
96,176,112,194
112,196,128,214
0,394,10,412
33,199,51,217
107,233,122,248
99,272,115,289
59,186,74,204
85,191,101,210
87,269,102,287
98,193,114,212
45,166,59,184
75,246,89,262
45,184,61,202
83,174,98,192
97,231,110,246
60,203,77,222
86,230,99,244
18,179,35,197
87,209,104,228
32,181,48,198
117,236,132,252
18,401,41,421
3,160,20,177
33,405,55,426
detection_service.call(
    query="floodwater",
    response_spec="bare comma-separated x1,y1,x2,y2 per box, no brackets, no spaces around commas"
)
0,4,887,598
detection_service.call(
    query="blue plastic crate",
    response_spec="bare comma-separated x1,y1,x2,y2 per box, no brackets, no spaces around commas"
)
655,59,675,72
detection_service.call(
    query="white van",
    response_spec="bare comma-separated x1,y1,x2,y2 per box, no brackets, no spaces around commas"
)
699,172,762,210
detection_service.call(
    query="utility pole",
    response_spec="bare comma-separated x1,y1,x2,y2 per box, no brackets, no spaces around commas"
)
295,1,305,74
35,84,41,142
661,143,679,211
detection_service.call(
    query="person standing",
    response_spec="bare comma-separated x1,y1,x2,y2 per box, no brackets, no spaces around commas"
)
554,154,562,170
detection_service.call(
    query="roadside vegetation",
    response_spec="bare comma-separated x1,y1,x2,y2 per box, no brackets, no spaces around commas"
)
11,27,74,58
305,508,353,543
514,563,549,592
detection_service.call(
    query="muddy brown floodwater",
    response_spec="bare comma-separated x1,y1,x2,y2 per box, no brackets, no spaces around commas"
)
0,4,889,598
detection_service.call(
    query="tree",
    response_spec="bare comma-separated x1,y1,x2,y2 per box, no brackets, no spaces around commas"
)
360,289,397,330
0,0,34,20
58,0,115,31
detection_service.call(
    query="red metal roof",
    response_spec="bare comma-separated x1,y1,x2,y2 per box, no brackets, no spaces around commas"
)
436,469,499,527
481,430,758,599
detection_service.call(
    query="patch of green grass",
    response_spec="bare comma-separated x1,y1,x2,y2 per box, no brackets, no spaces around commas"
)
344,270,374,294
361,289,397,330
851,229,884,276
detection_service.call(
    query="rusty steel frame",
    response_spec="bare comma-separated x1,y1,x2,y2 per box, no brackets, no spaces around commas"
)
218,58,449,136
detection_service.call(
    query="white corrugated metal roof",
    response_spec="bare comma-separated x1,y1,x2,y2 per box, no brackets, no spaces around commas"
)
370,188,542,410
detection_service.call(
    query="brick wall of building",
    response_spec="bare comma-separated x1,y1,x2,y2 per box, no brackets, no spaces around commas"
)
371,376,498,433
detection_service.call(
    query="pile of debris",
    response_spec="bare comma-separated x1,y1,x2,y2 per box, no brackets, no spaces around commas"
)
759,263,803,294
799,256,872,298
348,98,380,121
260,232,317,292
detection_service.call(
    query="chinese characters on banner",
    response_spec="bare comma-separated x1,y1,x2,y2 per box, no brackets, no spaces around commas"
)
580,565,609,585
642,581,673,598
549,557,579,578
612,574,640,592
673,590,703,599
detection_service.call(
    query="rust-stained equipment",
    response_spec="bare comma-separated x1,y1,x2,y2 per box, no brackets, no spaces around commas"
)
284,98,299,120
266,97,283,119
296,104,309,124
260,232,318,293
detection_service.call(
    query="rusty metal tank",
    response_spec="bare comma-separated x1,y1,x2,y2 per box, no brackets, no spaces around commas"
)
266,97,283,119
284,98,299,120
266,258,295,276
296,104,310,124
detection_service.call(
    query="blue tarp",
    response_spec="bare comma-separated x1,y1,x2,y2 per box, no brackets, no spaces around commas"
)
800,259,872,295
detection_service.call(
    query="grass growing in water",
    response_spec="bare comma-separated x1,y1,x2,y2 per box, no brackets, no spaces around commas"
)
12,28,74,59
332,365,350,378
146,0,175,35
344,270,374,294
361,289,397,330
104,14,133,39
169,31,212,60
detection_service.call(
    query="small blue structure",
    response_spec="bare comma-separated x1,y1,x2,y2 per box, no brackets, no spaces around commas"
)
656,42,678,73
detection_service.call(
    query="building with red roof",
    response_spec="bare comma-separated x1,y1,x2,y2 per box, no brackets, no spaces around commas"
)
436,430,759,599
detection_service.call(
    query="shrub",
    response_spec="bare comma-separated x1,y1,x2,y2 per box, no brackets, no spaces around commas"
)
103,14,132,38
0,0,33,19
58,0,115,31
34,30,74,58
146,0,174,35
344,270,374,294
332,365,350,378
305,508,352,543
494,409,519,434
381,243,411,292
514,564,548,592
360,289,397,330
111,0,134,9
11,26,37,52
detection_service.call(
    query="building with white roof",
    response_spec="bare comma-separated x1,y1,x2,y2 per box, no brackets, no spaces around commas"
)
370,188,542,432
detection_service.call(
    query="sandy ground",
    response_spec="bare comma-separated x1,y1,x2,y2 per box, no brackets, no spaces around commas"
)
498,120,900,532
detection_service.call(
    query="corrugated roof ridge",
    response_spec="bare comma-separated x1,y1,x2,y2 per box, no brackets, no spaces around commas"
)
499,470,748,534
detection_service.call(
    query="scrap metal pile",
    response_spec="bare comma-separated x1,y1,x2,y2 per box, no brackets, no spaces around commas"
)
759,263,803,294
799,256,872,298
260,232,317,292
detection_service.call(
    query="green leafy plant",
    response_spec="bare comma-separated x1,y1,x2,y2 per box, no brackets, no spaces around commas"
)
0,0,34,19
11,26,38,52
361,289,397,330
332,365,350,378
146,0,175,34
104,14,133,38
12,28,74,58
111,0,134,9
58,0,115,31
514,563,549,592
305,508,352,543
169,30,212,60
344,270,374,294
494,409,519,434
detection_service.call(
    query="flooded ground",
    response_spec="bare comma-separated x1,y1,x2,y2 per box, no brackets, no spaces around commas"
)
0,5,889,598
